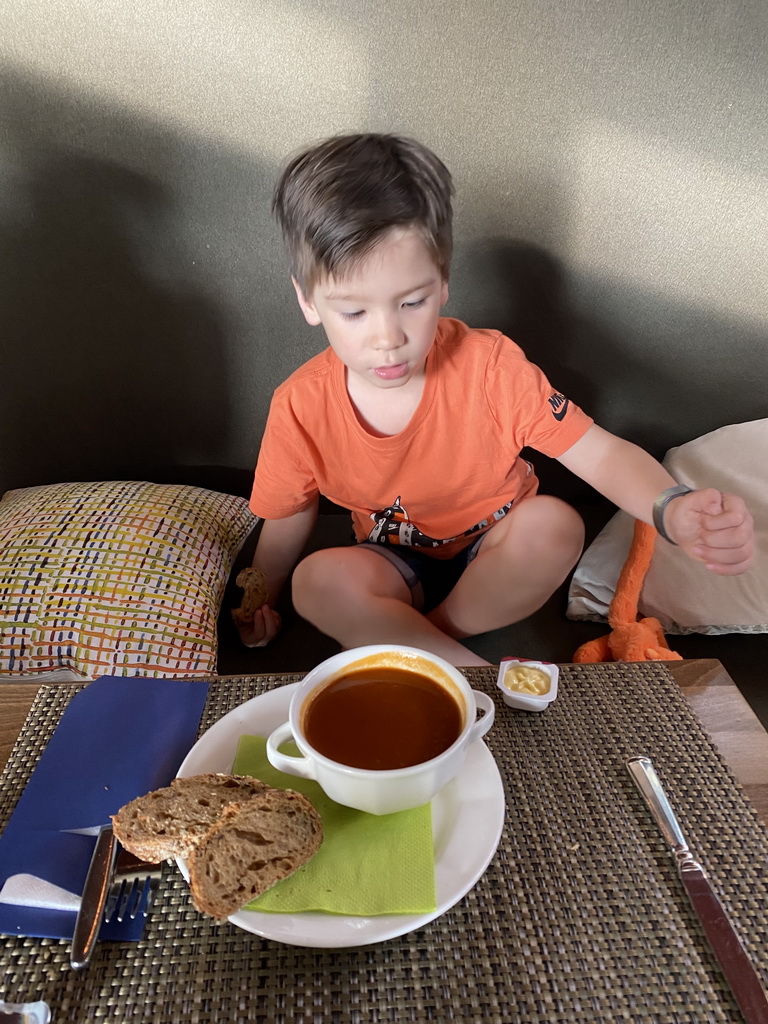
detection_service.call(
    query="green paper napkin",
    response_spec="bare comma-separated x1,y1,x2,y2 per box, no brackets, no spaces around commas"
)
232,736,436,916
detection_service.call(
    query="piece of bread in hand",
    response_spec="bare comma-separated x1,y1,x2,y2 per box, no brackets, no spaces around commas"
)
111,773,272,862
188,788,324,919
231,567,269,627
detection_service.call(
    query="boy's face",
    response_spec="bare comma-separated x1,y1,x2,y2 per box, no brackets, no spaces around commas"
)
293,227,448,394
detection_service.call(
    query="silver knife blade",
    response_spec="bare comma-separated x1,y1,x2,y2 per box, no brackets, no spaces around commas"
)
627,756,768,1024
70,824,118,970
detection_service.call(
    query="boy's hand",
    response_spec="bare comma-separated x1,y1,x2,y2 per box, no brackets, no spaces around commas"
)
663,488,755,575
236,605,283,647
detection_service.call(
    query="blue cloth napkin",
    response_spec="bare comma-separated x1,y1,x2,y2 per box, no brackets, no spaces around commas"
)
0,676,209,939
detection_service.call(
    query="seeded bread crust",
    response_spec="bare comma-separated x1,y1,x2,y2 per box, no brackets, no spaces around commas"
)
111,773,272,861
231,567,269,627
188,789,324,919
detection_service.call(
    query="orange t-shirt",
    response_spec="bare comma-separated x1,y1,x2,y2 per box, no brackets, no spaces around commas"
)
250,318,593,558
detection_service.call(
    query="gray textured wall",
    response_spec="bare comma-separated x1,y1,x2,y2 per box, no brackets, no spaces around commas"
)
2,0,766,502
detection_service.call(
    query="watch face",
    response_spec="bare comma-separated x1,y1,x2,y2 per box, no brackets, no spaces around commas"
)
653,485,692,543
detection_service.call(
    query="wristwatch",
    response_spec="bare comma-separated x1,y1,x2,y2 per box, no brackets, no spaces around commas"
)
652,484,693,544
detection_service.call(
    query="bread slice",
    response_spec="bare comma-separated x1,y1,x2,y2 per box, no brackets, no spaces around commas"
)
188,789,324,919
111,773,272,861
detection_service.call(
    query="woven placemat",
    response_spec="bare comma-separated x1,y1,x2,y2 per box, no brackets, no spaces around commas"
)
1,665,767,1024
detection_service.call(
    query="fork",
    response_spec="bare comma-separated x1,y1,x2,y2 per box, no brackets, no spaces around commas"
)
104,847,162,923
70,826,162,969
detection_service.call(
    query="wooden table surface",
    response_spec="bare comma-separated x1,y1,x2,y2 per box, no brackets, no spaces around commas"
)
1,659,767,824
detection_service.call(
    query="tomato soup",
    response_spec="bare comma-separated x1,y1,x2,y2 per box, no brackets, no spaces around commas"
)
302,666,464,770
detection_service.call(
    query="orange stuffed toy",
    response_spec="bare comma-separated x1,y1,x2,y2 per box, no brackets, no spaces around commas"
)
573,519,682,663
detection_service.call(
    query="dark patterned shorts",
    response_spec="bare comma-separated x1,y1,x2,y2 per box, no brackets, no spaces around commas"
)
357,536,484,613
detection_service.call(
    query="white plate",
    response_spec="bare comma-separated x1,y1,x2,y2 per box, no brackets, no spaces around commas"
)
176,683,505,948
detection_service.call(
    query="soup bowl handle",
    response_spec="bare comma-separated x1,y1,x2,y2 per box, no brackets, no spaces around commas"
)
266,722,319,781
468,690,495,743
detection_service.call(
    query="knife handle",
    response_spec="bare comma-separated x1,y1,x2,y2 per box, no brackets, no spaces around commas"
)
70,826,118,970
626,756,691,858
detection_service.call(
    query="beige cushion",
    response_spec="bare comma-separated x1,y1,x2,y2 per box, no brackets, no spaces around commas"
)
0,481,257,677
567,420,768,634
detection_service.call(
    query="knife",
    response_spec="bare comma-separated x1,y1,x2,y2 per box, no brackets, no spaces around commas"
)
70,824,118,970
627,756,768,1024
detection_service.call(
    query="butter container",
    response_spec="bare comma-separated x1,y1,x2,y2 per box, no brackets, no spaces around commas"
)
0,1002,51,1024
496,658,559,712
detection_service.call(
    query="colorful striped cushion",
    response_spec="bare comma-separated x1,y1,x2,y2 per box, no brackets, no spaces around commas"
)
0,481,256,678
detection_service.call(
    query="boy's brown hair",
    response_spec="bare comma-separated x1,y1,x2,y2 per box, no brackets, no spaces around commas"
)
272,133,454,295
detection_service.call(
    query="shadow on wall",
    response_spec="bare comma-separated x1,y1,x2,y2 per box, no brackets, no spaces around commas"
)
0,151,229,495
451,237,768,505
455,239,602,404
450,239,607,507
0,64,253,498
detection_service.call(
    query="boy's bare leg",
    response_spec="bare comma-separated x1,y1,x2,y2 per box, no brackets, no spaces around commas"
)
427,495,585,640
291,547,492,665
291,495,583,665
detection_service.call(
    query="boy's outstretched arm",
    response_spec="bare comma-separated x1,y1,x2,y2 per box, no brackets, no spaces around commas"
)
237,498,319,647
557,424,755,576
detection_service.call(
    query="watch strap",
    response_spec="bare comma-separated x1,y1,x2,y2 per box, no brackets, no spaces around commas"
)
652,484,694,544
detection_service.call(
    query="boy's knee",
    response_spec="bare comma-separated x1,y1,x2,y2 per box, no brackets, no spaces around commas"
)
511,496,585,564
292,546,411,618
537,497,584,552
291,549,335,609
546,496,584,538
544,505,584,573
291,547,374,611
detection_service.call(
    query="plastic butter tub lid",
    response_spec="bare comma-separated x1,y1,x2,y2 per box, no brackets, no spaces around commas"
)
0,1002,51,1024
496,658,559,712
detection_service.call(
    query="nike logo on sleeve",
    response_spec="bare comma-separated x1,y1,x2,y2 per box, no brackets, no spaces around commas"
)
547,393,570,421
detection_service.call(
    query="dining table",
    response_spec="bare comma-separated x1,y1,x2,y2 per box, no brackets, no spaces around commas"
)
1,658,767,1024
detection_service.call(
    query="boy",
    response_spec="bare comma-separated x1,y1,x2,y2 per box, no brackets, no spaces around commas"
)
239,133,754,666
